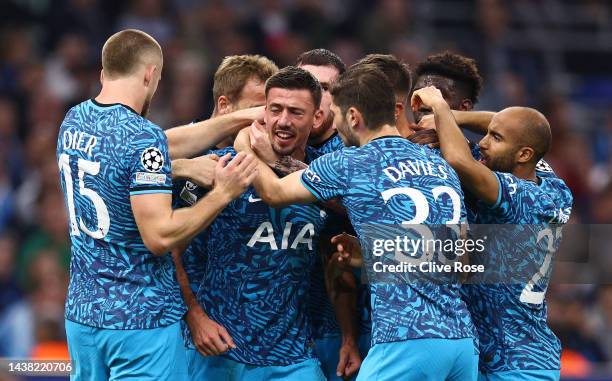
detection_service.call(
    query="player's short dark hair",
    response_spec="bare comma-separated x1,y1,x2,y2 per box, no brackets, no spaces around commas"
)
354,54,412,100
331,64,395,130
213,55,278,103
265,66,322,109
101,29,162,79
296,49,346,75
414,51,483,103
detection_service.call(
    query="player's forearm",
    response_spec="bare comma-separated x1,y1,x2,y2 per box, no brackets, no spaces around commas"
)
453,110,495,135
172,251,199,310
331,275,359,345
166,111,255,160
252,158,292,207
147,190,231,255
434,102,478,170
171,158,192,180
273,156,308,177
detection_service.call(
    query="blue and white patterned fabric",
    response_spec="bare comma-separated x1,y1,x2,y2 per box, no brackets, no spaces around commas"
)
57,99,185,329
463,171,573,373
300,136,475,345
180,146,329,366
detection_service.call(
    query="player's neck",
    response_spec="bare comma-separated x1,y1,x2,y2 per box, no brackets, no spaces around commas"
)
96,80,145,115
308,125,336,146
512,164,538,183
290,145,306,161
360,124,401,146
396,117,415,138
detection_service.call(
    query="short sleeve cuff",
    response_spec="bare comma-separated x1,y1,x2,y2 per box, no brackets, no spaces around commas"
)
300,175,326,202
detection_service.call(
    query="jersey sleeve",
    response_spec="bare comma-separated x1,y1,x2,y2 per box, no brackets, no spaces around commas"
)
488,172,521,217
300,149,348,201
128,122,173,196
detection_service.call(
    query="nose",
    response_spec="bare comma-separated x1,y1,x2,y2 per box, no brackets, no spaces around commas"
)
277,109,292,127
478,136,488,150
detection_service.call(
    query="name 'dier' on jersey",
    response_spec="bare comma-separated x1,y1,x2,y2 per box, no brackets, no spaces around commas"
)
180,147,329,366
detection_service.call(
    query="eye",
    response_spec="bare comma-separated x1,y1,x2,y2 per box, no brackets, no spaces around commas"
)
492,134,501,142
321,84,329,91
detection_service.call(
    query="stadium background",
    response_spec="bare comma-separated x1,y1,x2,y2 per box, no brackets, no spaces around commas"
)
0,0,610,380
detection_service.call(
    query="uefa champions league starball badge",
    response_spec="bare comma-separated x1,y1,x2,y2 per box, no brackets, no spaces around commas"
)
141,147,164,172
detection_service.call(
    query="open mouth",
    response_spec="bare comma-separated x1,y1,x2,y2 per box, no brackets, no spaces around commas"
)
274,129,296,144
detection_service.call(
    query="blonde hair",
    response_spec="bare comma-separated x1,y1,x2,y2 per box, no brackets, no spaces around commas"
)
212,55,278,103
101,29,162,79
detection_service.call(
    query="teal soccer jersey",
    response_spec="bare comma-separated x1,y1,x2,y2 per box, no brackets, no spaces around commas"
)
180,147,328,366
463,172,573,373
57,99,184,329
300,136,475,345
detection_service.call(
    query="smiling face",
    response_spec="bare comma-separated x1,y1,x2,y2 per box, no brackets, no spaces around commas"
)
265,87,316,156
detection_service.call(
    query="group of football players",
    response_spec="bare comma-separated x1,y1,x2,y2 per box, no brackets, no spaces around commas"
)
57,29,573,381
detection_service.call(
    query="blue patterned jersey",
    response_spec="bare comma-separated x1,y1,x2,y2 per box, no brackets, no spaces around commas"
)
463,172,573,372
57,100,185,329
301,136,475,345
304,133,372,339
186,147,328,366
305,132,345,160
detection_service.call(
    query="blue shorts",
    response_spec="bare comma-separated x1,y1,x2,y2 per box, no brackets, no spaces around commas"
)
65,319,188,381
315,334,371,381
186,349,325,381
357,338,478,381
478,370,560,381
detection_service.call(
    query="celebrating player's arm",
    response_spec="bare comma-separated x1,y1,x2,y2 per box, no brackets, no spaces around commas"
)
411,86,499,205
132,151,258,255
172,249,235,356
165,105,264,159
408,110,496,148
172,154,219,189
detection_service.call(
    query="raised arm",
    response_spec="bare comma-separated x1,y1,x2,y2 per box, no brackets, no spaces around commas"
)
411,87,499,205
451,110,495,135
165,106,264,159
132,153,258,255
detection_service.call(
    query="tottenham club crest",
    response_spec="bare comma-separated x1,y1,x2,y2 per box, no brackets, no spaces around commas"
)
141,147,164,172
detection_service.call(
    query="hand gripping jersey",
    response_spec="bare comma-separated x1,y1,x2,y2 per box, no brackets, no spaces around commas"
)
180,147,328,366
57,99,185,329
300,136,475,345
463,172,573,373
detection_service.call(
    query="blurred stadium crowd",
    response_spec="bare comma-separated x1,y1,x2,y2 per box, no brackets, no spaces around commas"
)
0,0,611,379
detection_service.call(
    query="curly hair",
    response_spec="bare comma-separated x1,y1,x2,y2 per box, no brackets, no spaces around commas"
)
414,51,483,103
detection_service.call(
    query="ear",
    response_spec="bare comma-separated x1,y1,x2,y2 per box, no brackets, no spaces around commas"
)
347,107,362,129
143,64,157,87
100,69,104,83
516,146,535,164
460,98,474,111
395,102,405,121
217,95,231,115
313,108,324,129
